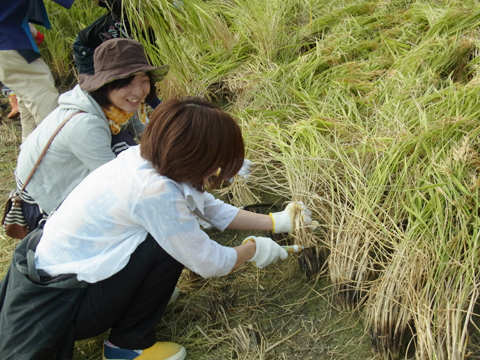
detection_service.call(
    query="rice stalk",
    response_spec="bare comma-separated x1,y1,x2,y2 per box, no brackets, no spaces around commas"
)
0,123,19,148
409,132,480,360
15,1,480,358
367,236,432,360
43,0,105,84
230,324,265,359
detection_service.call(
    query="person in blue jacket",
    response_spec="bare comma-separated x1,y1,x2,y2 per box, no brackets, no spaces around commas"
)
0,0,74,142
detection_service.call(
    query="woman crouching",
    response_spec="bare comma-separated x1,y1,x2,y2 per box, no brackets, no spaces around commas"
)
0,97,315,360
14,38,167,233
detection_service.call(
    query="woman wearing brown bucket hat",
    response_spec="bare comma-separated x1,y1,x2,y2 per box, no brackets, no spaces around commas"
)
13,38,169,233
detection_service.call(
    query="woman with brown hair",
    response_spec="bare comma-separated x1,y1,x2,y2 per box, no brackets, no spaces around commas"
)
0,97,315,360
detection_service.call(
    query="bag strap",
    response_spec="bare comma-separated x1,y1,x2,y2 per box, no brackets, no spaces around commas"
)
20,110,85,192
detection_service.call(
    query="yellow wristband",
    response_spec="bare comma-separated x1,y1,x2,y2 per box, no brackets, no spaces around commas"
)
242,237,256,244
269,213,275,233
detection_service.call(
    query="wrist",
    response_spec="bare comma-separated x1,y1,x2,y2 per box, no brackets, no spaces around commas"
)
233,238,257,270
241,237,257,261
268,213,276,232
245,239,256,259
269,211,292,233
35,32,45,45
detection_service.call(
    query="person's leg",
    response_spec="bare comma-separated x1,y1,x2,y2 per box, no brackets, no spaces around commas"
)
7,92,20,119
74,234,184,349
0,50,58,141
3,86,20,119
16,95,36,141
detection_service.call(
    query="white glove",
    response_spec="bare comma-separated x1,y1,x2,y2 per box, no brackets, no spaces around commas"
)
269,202,318,233
243,236,288,269
228,159,255,183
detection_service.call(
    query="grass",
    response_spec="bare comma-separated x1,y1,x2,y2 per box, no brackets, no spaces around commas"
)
0,101,21,281
3,0,480,358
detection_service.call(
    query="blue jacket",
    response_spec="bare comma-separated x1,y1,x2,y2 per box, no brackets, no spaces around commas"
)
0,0,74,62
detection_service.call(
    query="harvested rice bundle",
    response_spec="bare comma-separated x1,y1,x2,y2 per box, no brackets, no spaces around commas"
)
410,137,480,360
366,236,432,360
286,200,325,279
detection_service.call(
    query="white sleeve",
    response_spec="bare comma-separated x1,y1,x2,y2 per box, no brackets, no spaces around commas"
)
195,192,239,230
131,184,237,278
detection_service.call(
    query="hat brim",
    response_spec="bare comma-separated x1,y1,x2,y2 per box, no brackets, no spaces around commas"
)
80,64,169,92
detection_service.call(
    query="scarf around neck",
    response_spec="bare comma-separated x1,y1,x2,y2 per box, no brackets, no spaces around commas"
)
102,103,147,135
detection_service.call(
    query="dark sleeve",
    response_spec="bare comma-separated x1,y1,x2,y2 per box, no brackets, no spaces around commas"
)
51,0,75,9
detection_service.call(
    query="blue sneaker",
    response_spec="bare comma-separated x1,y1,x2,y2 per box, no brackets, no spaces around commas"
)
102,340,186,360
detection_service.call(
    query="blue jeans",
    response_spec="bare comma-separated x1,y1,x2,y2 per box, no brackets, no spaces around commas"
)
73,37,95,75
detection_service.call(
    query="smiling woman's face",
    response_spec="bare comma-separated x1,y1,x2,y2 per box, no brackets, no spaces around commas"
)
107,72,151,112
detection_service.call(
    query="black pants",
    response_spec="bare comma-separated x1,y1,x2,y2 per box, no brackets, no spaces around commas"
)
73,234,184,349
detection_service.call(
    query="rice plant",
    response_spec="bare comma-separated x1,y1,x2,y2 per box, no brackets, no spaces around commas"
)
16,0,480,359
43,0,105,86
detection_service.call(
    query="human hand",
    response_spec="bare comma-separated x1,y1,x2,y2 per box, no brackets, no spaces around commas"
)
243,236,288,269
228,159,255,183
269,202,318,233
34,31,45,45
29,23,44,45
29,23,38,38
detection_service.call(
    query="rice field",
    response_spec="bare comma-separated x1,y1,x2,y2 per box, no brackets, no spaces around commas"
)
2,0,480,358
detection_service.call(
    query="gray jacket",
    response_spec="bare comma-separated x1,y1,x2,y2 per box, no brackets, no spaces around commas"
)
15,84,145,214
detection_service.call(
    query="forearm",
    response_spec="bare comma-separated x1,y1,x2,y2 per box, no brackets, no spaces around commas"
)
232,240,256,269
226,209,273,231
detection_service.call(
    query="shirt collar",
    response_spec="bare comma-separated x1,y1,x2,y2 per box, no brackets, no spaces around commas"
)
180,183,205,215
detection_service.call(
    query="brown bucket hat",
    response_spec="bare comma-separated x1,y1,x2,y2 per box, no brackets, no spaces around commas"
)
79,38,169,92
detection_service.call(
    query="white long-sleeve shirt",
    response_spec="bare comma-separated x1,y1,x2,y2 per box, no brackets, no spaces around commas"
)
35,145,239,283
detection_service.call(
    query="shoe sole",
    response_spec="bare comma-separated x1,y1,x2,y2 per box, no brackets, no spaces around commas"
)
169,346,187,360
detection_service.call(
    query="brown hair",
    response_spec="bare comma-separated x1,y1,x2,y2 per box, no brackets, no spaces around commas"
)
140,97,245,191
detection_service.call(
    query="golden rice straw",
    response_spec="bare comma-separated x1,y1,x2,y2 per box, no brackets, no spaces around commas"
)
365,237,432,359
230,324,266,360
328,214,378,310
215,177,262,208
